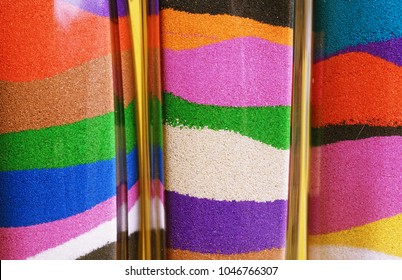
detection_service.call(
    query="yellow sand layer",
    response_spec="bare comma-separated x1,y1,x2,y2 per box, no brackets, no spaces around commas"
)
309,214,402,257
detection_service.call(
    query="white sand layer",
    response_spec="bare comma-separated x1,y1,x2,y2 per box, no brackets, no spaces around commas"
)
164,125,289,202
308,245,402,260
29,202,140,260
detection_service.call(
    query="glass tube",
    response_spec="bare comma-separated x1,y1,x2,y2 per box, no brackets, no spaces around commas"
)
309,0,402,260
160,0,294,259
0,0,135,259
286,0,312,260
128,0,165,260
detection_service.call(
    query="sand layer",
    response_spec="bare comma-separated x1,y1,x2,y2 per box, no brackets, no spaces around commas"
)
161,9,292,50
164,126,289,202
163,37,292,107
160,0,293,27
167,248,284,260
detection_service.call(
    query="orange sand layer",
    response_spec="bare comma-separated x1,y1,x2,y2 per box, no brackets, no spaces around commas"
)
0,0,131,82
161,9,292,50
167,248,285,260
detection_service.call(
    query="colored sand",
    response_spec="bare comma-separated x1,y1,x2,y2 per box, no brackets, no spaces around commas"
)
163,37,292,107
161,0,293,259
312,53,402,128
315,37,402,66
0,52,134,134
166,191,287,254
309,137,402,235
309,0,402,260
310,214,402,258
164,126,289,202
0,0,136,259
161,9,293,50
0,102,136,171
313,0,402,57
0,1,131,82
311,125,402,146
163,93,290,150
308,245,401,260
167,248,285,260
160,0,293,27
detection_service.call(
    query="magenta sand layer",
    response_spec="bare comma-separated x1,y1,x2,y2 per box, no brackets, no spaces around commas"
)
309,136,402,235
163,37,292,107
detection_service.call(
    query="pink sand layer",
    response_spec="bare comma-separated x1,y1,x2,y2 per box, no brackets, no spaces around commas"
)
163,37,292,107
0,183,139,260
309,136,402,235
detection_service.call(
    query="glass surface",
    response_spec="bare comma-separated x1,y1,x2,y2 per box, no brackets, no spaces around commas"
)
309,0,402,260
0,0,136,259
128,0,165,260
286,0,312,260
160,0,294,260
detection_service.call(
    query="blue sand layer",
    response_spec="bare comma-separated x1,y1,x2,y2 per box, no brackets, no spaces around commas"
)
0,148,138,227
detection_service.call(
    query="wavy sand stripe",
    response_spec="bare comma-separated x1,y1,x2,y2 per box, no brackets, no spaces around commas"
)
151,198,166,230
0,185,128,259
61,0,128,17
81,230,166,260
308,245,402,260
148,15,161,49
160,0,293,28
125,104,137,160
0,149,137,227
309,136,402,235
311,125,402,146
167,248,285,260
315,37,402,66
312,53,402,128
151,179,165,206
0,1,131,82
163,93,290,150
0,53,134,134
148,0,159,15
164,126,289,202
309,214,402,257
161,9,292,50
29,200,140,260
151,145,164,182
163,38,292,107
314,0,402,56
0,102,136,172
127,181,165,234
166,191,287,254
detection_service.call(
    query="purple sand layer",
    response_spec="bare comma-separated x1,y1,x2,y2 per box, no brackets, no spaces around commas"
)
148,0,159,15
62,0,128,17
315,37,402,66
166,191,287,254
163,37,292,107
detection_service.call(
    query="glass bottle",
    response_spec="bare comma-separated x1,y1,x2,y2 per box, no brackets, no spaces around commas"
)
160,0,294,260
309,0,402,260
0,0,136,259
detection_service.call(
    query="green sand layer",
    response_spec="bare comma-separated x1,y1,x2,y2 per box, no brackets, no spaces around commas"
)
163,92,290,150
149,97,164,148
0,102,136,172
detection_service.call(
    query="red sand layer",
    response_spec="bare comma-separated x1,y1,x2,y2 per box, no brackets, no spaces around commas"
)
0,0,131,82
312,52,402,128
